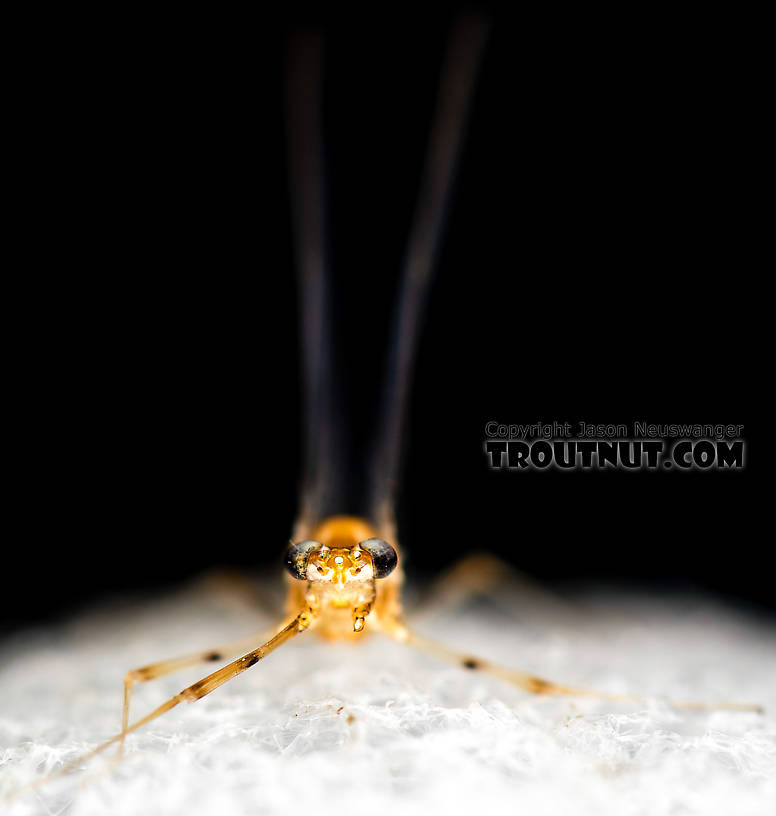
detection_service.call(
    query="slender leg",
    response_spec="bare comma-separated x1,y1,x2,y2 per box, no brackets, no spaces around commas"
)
410,551,573,620
41,609,315,789
120,622,287,757
197,567,284,619
381,616,763,712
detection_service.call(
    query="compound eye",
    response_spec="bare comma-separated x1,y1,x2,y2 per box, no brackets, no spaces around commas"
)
358,538,398,578
284,539,320,580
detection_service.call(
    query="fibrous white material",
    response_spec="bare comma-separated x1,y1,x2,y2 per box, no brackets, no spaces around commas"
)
1,577,775,816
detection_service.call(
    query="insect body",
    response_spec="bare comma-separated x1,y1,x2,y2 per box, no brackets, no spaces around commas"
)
6,13,761,804
284,516,400,638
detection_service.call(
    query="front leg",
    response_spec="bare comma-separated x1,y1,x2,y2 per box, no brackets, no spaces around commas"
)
379,615,762,712
120,621,289,757
6,608,318,803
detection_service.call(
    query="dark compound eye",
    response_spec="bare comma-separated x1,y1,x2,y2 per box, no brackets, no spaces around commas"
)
284,539,320,580
358,538,398,578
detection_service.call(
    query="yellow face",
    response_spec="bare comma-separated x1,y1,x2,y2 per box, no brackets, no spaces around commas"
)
284,517,399,633
285,516,398,587
305,546,374,584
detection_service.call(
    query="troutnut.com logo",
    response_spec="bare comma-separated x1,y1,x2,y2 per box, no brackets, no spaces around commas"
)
484,422,745,471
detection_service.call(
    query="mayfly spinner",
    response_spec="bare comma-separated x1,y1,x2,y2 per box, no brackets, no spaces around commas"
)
9,13,761,802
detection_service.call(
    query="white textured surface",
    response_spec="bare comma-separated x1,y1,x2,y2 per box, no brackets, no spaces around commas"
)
2,577,775,816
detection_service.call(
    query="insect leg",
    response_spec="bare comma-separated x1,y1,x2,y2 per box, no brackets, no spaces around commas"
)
15,610,315,797
196,567,285,619
380,616,763,712
411,551,573,620
119,621,288,757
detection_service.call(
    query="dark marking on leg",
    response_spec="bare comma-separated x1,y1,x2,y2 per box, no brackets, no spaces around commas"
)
204,651,222,662
134,667,153,681
526,676,554,694
462,658,480,670
244,655,259,668
183,683,206,701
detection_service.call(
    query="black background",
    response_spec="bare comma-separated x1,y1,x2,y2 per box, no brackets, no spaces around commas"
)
6,8,765,632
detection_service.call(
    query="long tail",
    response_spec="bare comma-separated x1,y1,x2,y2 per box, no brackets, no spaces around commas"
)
368,14,490,533
285,31,346,539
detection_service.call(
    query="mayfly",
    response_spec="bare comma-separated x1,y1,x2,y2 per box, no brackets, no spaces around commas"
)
10,13,761,801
